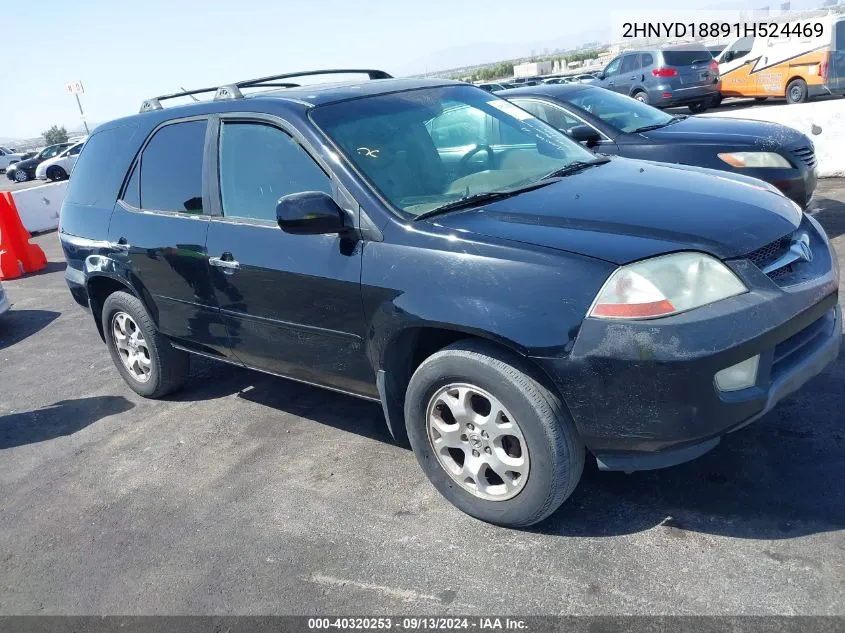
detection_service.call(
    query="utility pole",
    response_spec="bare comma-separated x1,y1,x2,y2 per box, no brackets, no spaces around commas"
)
67,81,89,135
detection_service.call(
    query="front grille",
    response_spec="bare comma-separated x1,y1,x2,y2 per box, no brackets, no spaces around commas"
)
792,146,816,169
746,235,791,271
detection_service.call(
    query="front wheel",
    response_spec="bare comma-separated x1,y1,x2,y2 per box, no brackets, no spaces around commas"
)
13,169,28,183
102,291,190,398
46,166,67,181
404,340,584,527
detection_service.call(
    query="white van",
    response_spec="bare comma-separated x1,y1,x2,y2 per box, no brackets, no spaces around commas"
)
717,11,845,103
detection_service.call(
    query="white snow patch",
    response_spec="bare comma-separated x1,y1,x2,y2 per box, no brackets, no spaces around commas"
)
704,100,845,178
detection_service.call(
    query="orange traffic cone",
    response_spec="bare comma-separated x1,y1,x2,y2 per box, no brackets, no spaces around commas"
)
0,191,47,279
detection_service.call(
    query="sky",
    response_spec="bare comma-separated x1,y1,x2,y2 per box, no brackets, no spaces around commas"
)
3,0,822,138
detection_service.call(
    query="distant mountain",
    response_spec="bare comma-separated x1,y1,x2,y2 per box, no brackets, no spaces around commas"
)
393,28,609,76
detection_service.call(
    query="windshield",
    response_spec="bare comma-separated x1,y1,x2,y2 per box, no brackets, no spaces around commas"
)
311,85,596,217
564,88,674,133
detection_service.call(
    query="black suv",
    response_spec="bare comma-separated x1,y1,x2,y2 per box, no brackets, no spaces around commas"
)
60,70,841,527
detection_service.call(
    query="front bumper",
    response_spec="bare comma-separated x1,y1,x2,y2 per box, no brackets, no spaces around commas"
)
740,164,816,209
533,215,841,471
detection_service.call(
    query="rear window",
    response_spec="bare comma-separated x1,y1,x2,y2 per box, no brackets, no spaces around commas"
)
836,19,844,50
660,50,713,66
64,124,139,207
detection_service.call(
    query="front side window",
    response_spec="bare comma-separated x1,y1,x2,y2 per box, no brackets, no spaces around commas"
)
510,99,583,134
67,144,83,156
723,37,754,61
312,85,596,217
139,120,206,214
218,122,331,222
564,87,673,133
603,57,622,76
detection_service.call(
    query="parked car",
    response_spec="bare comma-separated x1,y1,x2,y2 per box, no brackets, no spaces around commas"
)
0,146,24,172
542,77,570,85
19,151,38,160
499,83,818,208
0,280,9,317
36,142,84,181
60,69,840,527
570,73,598,84
594,44,720,112
6,142,74,182
716,14,845,103
475,82,506,92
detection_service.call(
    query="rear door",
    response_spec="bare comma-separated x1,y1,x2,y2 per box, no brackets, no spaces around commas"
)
828,18,845,92
204,115,373,397
107,118,230,357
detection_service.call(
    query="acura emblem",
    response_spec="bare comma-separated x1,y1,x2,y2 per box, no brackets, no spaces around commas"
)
791,232,813,264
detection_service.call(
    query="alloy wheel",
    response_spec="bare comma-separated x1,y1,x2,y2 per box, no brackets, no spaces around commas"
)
426,383,529,501
13,169,27,182
112,312,152,382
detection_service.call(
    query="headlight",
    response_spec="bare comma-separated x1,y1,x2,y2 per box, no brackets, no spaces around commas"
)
588,252,748,319
717,152,792,168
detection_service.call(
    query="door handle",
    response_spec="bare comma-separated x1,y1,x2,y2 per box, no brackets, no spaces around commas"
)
629,75,637,80
110,237,130,252
209,255,240,273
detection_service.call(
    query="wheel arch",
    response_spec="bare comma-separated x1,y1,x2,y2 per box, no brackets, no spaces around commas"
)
86,273,140,342
784,75,808,98
376,325,567,447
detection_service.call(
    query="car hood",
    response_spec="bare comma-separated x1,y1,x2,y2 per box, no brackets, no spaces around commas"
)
641,115,809,149
430,157,802,265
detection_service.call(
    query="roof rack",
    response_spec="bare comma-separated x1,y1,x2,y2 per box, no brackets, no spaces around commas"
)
139,69,393,112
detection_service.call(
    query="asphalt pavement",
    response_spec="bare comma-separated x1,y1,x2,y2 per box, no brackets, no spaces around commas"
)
0,175,52,194
0,181,843,615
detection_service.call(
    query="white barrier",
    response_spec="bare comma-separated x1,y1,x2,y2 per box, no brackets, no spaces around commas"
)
10,181,68,234
704,100,845,178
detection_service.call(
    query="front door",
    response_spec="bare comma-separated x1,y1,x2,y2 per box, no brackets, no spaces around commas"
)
204,116,373,397
107,118,230,357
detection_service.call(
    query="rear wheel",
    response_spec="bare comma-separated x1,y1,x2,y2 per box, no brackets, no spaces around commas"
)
786,78,808,104
688,100,708,114
404,340,584,527
102,291,190,398
632,90,649,104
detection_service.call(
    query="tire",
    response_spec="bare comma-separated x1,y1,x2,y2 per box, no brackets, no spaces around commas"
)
102,291,190,398
786,78,808,104
13,169,28,183
46,166,67,181
404,340,584,528
632,90,649,104
688,100,708,114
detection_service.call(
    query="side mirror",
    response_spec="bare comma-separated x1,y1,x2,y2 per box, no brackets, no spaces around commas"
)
722,52,733,63
567,125,601,146
276,191,347,235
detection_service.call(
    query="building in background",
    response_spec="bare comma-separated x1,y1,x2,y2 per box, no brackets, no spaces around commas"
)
514,61,552,77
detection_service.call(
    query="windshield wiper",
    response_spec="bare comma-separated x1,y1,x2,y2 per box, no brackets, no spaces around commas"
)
630,115,685,134
540,157,610,180
413,180,557,221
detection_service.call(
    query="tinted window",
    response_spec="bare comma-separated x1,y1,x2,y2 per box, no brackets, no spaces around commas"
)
620,54,640,73
641,53,654,67
65,124,140,207
511,99,582,134
836,19,844,49
140,120,206,214
122,163,140,207
68,144,83,156
661,49,713,66
219,122,331,222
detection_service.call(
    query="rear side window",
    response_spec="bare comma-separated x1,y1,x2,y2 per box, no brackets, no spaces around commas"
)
65,124,139,207
218,122,331,221
641,53,654,67
139,120,206,214
661,50,713,66
620,54,640,73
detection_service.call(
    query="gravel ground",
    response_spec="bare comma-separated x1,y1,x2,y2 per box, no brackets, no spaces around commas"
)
0,181,843,615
